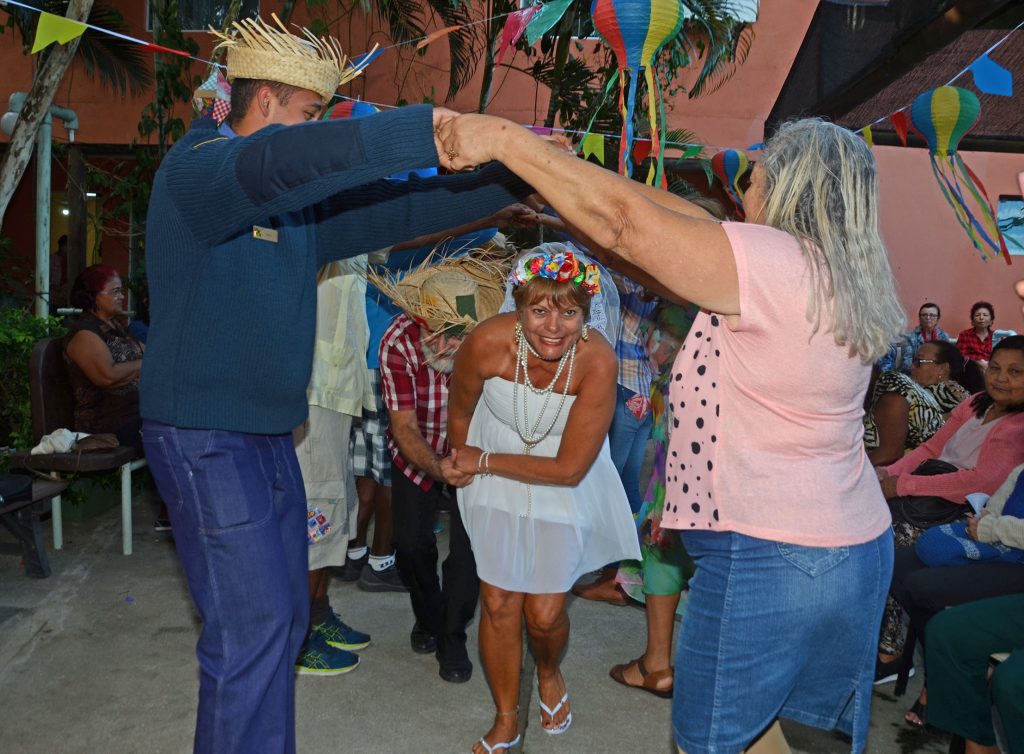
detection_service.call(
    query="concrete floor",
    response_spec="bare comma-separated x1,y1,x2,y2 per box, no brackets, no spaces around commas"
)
0,490,950,754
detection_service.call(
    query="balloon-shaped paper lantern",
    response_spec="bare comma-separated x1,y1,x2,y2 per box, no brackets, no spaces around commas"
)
711,149,749,219
590,0,683,185
324,99,379,120
910,86,1009,264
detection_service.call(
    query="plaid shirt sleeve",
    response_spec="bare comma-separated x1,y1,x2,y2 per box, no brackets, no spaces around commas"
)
380,316,419,413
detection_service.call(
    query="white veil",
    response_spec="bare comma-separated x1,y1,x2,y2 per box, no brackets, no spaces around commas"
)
498,241,620,343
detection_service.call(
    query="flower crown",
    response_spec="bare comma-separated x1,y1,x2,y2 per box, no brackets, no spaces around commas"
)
510,250,601,296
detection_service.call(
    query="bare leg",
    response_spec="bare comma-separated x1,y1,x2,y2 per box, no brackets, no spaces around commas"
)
524,592,571,731
964,742,999,754
617,592,678,692
308,568,330,631
472,582,526,754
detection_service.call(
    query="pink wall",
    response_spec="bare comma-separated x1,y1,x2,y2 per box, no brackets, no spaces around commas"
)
875,145,1024,335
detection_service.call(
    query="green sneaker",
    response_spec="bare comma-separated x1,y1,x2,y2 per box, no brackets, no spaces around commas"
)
315,607,371,650
295,631,360,676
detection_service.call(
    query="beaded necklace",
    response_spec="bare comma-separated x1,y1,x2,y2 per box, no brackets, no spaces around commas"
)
512,322,576,517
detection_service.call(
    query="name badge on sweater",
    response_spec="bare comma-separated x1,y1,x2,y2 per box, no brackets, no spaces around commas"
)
253,226,278,243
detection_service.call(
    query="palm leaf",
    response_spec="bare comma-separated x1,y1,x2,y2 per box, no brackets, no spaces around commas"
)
1,1,153,96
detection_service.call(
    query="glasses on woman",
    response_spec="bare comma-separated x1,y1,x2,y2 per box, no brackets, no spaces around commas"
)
912,357,938,367
99,286,124,298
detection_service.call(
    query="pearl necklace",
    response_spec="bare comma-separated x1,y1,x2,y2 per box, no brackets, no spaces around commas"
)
512,323,576,517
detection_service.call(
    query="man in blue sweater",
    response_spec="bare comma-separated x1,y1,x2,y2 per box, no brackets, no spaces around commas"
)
138,17,529,754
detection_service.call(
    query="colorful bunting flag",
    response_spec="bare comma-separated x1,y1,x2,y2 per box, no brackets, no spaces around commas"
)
31,11,87,54
862,125,873,148
683,145,702,159
525,0,575,45
581,133,605,164
970,54,1013,96
496,6,539,66
890,111,909,146
632,139,652,164
529,126,553,136
416,25,462,50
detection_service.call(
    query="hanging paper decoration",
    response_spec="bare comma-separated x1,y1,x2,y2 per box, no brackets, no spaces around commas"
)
890,111,909,146
193,69,232,124
911,86,1010,264
324,99,379,120
496,5,540,65
525,0,576,45
861,125,873,148
581,133,605,165
590,0,684,186
710,149,749,219
31,11,87,53
969,54,1013,97
416,25,462,50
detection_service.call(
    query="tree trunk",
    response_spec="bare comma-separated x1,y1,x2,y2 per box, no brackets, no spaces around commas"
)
0,0,95,226
543,9,578,128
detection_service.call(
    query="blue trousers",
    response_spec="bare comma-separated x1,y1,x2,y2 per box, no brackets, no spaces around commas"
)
608,384,653,514
142,421,309,754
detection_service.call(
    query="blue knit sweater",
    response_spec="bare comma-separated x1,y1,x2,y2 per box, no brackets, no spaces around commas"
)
140,105,529,434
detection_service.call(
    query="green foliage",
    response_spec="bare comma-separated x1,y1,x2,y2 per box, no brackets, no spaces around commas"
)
0,236,34,307
1,1,153,96
0,308,66,450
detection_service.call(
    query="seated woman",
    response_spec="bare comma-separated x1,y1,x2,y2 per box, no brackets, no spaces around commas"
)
864,341,972,466
956,301,1005,367
876,335,1024,679
65,265,169,530
447,244,641,753
65,265,143,447
889,461,1024,729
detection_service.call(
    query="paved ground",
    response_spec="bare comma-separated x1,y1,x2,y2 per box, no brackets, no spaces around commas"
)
0,489,952,754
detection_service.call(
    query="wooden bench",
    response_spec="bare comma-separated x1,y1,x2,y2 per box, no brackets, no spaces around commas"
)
0,477,68,577
5,337,148,555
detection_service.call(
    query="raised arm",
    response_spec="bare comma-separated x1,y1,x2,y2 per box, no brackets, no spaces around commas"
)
439,115,738,314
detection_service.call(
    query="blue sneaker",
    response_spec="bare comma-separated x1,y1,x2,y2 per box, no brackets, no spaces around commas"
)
315,607,371,650
295,631,360,676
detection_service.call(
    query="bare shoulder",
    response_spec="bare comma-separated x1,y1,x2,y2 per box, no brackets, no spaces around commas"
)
460,313,516,373
576,330,617,379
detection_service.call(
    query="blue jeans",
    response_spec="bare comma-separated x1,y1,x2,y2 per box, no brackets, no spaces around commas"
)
608,384,653,514
674,529,893,754
141,421,309,754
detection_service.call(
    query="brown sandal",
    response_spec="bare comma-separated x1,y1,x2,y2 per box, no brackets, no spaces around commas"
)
609,656,673,698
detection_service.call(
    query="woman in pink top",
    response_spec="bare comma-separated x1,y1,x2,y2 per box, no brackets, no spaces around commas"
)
438,117,905,752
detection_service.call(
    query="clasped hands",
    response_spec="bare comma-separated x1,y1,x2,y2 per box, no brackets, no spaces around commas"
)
431,107,573,172
435,445,488,489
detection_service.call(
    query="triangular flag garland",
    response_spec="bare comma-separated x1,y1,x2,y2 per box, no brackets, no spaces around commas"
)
862,125,873,148
580,133,605,165
496,5,539,66
969,54,1013,97
416,25,461,50
524,0,575,45
890,112,909,146
30,11,86,53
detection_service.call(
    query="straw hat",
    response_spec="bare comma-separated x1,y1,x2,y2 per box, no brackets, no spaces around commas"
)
210,14,363,101
368,247,513,335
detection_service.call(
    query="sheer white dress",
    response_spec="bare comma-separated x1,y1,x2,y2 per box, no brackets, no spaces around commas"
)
457,376,641,593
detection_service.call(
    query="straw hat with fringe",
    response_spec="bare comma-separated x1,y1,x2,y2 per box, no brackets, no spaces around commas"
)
210,14,366,101
368,245,514,335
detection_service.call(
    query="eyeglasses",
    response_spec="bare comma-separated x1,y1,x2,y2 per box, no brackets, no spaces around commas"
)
99,286,124,298
919,314,939,319
912,358,938,367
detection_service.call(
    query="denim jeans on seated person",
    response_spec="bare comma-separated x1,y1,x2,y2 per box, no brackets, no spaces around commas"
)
141,420,309,754
609,384,654,515
673,528,893,754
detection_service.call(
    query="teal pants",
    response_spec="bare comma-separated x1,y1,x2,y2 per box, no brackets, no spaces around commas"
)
926,595,1024,753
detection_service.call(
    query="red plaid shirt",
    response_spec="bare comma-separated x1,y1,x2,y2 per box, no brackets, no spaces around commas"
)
379,314,450,490
956,328,994,361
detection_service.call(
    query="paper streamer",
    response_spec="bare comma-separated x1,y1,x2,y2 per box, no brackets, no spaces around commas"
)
416,25,462,50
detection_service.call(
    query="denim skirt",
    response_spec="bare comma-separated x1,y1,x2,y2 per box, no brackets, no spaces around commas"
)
673,528,894,754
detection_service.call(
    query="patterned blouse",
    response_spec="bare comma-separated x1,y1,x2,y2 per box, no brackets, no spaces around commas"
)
65,313,143,434
864,371,945,451
926,379,971,415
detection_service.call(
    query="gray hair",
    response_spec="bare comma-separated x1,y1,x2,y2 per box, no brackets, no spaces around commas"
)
757,119,905,363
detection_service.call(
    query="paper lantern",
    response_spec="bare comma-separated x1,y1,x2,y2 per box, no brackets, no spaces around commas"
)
710,149,749,219
324,99,379,120
910,86,1010,264
590,0,683,185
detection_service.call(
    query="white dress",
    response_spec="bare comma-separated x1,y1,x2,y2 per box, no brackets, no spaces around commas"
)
457,376,641,593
